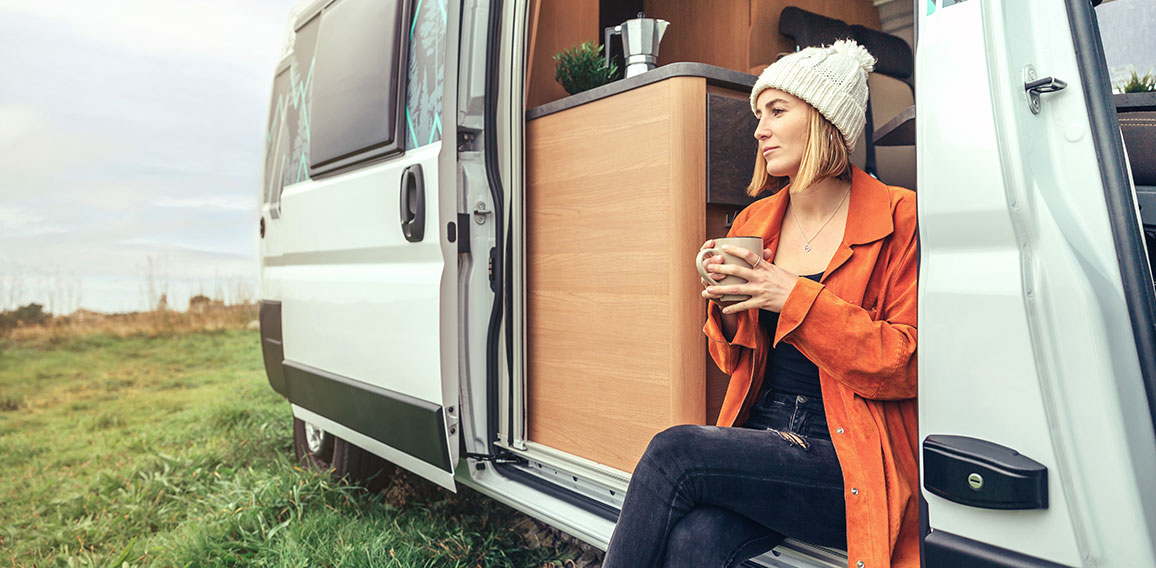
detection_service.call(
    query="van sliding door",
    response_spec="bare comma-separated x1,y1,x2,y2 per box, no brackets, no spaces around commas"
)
261,0,460,490
916,0,1156,565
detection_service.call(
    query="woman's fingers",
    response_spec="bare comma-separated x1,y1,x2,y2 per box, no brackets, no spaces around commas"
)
720,298,758,314
720,245,759,265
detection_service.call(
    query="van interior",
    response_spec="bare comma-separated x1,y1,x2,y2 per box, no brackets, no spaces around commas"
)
505,0,1156,540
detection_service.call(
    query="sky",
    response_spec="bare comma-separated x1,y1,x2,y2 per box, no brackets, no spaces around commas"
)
0,0,294,313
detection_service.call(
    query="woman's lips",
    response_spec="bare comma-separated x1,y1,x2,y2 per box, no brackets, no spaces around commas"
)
762,146,779,157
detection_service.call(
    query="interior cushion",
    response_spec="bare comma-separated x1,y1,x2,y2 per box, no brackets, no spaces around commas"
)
778,7,854,49
850,24,914,81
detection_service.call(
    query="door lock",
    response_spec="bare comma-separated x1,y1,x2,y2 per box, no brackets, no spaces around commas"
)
1023,64,1068,115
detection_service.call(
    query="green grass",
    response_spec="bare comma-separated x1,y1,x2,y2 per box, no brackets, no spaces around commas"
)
0,330,583,567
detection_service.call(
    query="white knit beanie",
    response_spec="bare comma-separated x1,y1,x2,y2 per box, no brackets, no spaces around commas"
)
749,39,876,151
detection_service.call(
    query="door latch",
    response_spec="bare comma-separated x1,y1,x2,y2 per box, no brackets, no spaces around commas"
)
1023,64,1068,115
474,201,493,225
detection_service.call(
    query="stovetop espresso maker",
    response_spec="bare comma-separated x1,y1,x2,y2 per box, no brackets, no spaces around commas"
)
604,13,670,79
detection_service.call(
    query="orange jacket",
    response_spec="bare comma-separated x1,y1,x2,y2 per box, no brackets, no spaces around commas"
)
704,166,920,568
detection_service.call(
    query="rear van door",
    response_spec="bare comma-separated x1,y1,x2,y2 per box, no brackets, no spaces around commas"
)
917,0,1156,565
260,0,459,489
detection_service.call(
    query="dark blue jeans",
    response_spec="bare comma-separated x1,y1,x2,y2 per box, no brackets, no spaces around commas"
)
602,391,846,568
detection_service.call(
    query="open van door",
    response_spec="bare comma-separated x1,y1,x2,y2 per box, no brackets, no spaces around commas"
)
917,0,1156,565
259,0,460,490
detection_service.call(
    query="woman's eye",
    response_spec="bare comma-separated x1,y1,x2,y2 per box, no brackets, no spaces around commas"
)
771,108,785,116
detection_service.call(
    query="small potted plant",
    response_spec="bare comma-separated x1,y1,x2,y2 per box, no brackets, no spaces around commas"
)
553,41,619,96
1117,69,1156,93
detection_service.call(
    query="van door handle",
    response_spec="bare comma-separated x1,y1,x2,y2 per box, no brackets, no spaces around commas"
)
923,435,1048,510
400,165,425,243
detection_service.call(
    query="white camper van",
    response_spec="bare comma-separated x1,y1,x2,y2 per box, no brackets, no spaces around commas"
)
257,0,1156,565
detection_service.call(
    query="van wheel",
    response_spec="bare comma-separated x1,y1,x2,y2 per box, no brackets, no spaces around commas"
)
292,417,396,491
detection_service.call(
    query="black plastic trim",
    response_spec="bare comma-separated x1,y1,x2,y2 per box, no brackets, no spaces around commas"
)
924,530,1072,568
258,301,287,397
400,164,426,242
494,463,621,523
923,435,1047,510
281,360,452,473
483,0,506,456
1066,0,1156,438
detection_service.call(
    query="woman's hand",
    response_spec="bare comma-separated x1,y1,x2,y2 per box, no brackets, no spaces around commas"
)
703,245,799,313
698,240,727,301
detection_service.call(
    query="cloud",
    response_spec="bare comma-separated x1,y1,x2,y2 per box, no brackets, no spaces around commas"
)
0,0,291,69
151,196,259,211
0,206,68,238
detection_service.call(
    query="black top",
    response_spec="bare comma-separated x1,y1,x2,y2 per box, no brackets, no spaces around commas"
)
759,272,824,398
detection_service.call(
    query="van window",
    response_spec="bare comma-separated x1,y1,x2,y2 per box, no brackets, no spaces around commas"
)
262,14,320,215
404,0,447,149
309,0,407,177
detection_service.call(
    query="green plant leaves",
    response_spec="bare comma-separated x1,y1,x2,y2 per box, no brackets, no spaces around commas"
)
552,41,619,95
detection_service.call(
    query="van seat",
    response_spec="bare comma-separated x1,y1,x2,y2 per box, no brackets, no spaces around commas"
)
777,7,854,49
850,24,917,190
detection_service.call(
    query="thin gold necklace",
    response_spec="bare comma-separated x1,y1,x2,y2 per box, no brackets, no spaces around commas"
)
790,186,851,252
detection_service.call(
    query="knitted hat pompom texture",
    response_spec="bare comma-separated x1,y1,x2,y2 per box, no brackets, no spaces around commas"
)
749,39,877,152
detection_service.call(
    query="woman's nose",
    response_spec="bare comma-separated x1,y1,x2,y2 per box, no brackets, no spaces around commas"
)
754,118,771,141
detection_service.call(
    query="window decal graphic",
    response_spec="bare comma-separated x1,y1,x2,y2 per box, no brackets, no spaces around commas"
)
405,0,447,149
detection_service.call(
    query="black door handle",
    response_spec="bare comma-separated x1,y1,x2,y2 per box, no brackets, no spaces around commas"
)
400,165,425,243
923,435,1048,510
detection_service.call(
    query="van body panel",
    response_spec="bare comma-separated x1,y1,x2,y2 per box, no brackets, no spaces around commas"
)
261,0,459,490
918,0,1156,565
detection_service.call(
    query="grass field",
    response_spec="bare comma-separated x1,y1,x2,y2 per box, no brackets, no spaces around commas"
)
0,327,598,567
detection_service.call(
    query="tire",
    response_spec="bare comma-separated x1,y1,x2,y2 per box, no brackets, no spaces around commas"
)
292,417,396,491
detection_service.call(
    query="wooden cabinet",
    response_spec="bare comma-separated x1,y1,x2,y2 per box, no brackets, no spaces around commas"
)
526,72,752,473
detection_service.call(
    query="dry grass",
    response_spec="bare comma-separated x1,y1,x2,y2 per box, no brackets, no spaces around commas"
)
5,303,259,344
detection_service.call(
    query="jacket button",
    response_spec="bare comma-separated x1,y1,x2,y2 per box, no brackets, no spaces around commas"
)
836,427,845,434
851,488,859,495
857,562,865,568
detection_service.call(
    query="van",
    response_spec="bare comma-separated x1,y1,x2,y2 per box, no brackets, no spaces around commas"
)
256,0,1156,565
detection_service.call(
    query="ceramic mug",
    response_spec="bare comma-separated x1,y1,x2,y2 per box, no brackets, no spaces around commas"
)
695,236,764,302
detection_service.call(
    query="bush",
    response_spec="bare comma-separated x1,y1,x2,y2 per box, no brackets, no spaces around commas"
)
0,302,51,337
553,41,618,95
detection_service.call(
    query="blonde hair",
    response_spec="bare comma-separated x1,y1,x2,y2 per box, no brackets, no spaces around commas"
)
746,106,853,197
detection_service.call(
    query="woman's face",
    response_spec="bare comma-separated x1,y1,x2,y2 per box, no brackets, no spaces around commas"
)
753,88,811,181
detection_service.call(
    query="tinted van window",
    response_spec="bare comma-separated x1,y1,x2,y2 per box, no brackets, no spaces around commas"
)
309,0,406,177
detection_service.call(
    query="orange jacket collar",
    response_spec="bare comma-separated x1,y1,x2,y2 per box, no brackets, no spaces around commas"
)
753,166,895,280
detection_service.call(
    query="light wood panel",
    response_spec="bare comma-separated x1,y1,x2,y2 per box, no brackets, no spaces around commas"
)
644,0,750,71
526,0,600,109
640,0,882,75
527,77,708,473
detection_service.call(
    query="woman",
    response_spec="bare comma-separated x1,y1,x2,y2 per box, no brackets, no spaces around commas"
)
601,40,920,568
